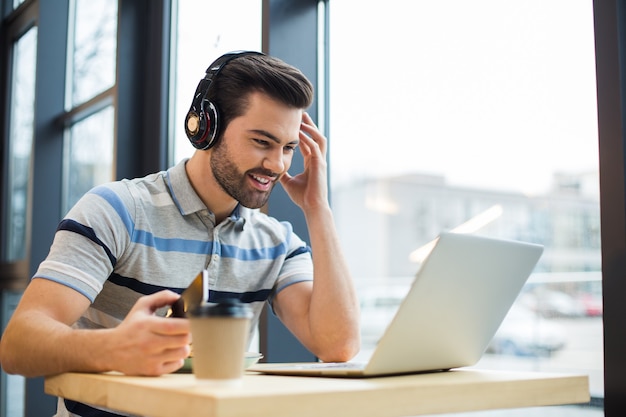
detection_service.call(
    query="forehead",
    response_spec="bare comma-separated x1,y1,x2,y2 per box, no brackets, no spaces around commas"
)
235,92,303,142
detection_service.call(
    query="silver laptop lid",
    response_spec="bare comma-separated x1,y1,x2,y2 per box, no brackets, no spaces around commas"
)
364,232,543,375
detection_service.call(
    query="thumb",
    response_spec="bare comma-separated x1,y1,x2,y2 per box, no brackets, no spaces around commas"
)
134,290,181,315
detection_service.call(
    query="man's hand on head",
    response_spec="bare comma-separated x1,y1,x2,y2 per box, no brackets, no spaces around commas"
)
280,113,330,213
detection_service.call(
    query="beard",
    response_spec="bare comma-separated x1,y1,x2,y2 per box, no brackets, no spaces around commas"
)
210,140,277,209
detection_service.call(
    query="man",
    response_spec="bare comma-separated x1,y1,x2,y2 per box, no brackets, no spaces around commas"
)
0,52,360,416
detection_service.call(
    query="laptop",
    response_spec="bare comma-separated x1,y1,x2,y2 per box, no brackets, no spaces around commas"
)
249,232,544,377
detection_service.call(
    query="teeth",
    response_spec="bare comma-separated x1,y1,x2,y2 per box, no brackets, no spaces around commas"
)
252,175,269,184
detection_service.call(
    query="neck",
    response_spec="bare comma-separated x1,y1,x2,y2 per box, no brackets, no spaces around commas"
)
185,153,238,223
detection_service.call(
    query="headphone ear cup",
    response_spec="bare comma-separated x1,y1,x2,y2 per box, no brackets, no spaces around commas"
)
185,100,219,150
186,51,263,150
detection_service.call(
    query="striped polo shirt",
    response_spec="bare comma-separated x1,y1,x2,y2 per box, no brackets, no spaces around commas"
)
35,158,313,337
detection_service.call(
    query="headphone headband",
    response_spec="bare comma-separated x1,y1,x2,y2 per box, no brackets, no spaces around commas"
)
185,51,264,150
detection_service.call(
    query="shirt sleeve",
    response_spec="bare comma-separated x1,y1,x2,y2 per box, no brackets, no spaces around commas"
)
33,183,134,302
267,221,313,308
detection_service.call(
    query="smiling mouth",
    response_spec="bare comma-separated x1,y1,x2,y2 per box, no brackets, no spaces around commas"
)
249,172,276,191
251,174,271,185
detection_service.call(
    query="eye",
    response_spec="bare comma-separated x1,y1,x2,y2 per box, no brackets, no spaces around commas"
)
253,138,270,147
284,144,298,153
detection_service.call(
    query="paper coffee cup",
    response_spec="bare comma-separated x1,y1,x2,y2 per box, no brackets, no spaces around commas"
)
188,299,252,384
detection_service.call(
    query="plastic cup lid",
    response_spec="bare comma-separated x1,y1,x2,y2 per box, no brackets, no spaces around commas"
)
189,298,252,318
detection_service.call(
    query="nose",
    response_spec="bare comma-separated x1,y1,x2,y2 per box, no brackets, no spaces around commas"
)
262,148,288,174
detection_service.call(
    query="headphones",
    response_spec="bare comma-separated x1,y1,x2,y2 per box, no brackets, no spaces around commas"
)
185,50,264,150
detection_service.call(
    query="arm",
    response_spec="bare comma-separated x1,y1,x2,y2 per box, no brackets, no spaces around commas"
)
0,279,190,377
275,112,361,362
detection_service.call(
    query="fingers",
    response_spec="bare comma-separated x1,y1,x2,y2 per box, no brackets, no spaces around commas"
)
115,317,191,375
302,111,317,129
300,113,327,156
134,326,191,376
133,293,191,350
131,346,189,376
134,290,181,314
107,291,194,376
159,358,187,375
151,316,191,339
158,338,191,359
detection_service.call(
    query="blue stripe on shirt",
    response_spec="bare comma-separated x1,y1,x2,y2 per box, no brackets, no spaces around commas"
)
133,229,213,254
220,242,290,260
90,185,135,235
60,217,305,260
131,231,293,259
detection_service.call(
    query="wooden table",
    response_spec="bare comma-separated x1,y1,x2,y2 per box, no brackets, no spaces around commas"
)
45,368,590,417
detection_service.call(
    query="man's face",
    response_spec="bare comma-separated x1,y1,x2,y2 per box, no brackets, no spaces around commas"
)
210,92,302,209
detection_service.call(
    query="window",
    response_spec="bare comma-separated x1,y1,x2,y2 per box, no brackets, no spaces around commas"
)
0,20,37,417
4,26,37,262
1,4,40,416
62,0,117,212
65,107,115,206
68,0,117,107
329,0,602,411
170,0,262,165
12,0,26,10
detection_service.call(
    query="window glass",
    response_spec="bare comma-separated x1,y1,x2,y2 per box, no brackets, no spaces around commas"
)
5,26,37,261
329,0,602,407
68,0,117,107
1,25,35,417
63,0,117,213
171,0,262,165
64,107,115,211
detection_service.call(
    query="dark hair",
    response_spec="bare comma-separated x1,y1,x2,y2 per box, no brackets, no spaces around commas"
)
208,54,314,139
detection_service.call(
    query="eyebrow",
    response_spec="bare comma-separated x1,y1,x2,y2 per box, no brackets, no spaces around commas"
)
249,129,299,145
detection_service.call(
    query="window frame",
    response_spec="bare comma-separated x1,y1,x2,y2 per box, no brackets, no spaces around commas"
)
0,0,38,287
593,0,626,413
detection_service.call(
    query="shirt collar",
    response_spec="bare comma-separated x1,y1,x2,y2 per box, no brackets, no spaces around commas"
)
166,159,246,225
166,159,206,216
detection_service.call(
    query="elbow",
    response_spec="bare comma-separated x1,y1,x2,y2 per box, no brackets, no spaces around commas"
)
316,331,361,363
0,342,41,378
0,330,35,377
317,314,362,362
0,338,18,375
